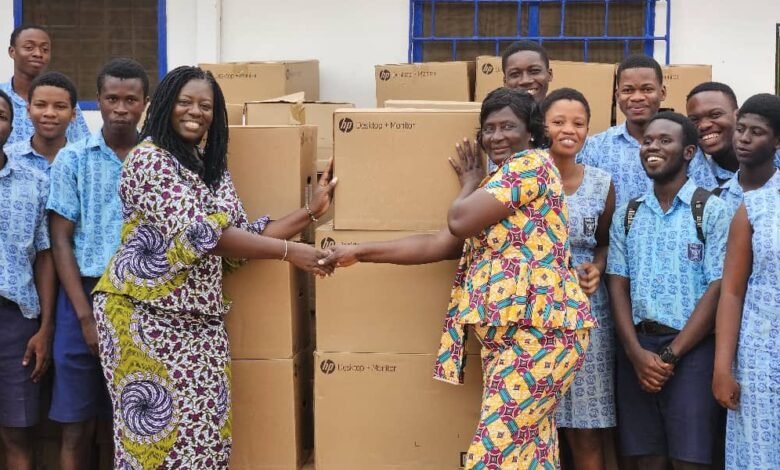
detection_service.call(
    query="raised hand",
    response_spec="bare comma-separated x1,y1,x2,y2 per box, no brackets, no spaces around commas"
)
449,138,486,189
309,158,338,219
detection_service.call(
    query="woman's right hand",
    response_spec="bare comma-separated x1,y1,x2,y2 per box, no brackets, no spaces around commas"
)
286,242,335,276
712,369,740,410
449,138,485,190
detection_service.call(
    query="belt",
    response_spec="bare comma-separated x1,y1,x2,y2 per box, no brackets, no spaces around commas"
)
0,296,17,308
635,320,679,336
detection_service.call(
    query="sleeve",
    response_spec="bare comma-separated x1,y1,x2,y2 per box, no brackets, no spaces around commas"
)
33,176,50,252
483,152,550,211
66,106,91,143
219,171,271,274
111,146,231,286
606,204,629,277
45,148,80,221
702,198,729,283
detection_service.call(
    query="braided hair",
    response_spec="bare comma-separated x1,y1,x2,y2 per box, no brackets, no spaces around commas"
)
142,66,229,189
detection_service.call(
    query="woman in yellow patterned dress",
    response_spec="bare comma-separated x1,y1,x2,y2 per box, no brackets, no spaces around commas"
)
91,66,337,469
325,87,596,469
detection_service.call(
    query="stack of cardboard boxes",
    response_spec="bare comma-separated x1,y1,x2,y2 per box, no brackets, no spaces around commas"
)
313,107,485,470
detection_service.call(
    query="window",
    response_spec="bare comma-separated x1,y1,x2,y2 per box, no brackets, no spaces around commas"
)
14,0,167,110
409,0,670,64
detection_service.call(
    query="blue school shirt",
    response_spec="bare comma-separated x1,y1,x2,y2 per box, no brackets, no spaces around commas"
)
577,123,719,207
0,79,90,148
0,157,50,319
5,137,52,175
606,178,730,330
717,169,780,216
687,149,780,190
46,131,125,277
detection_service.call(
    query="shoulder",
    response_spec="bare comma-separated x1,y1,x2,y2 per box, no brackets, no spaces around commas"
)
744,187,780,217
584,165,611,184
701,191,729,223
4,140,27,158
52,138,89,168
125,139,175,176
11,159,48,189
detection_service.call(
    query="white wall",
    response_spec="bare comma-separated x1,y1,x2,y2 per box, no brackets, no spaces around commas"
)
0,0,778,127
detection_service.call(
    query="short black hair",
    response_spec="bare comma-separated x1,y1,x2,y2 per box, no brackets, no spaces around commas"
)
10,24,49,48
540,87,591,122
29,71,77,108
142,66,229,189
479,87,545,146
616,54,663,85
0,89,14,126
97,57,150,97
686,81,738,109
647,111,699,148
501,40,550,71
738,93,780,136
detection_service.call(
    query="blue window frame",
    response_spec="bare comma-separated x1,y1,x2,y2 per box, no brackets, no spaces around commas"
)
13,0,167,111
409,0,671,64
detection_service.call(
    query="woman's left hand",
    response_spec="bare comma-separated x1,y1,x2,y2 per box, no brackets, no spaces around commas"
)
309,158,339,218
576,262,601,296
449,138,485,189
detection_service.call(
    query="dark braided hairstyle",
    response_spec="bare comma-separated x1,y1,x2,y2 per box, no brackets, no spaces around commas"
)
142,66,229,189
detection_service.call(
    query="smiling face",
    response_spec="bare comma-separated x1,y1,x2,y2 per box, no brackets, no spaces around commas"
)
480,106,532,165
9,28,50,79
28,85,74,140
503,50,552,102
617,67,666,127
544,99,589,159
170,78,214,146
98,76,147,134
686,90,737,157
733,113,780,169
640,118,694,182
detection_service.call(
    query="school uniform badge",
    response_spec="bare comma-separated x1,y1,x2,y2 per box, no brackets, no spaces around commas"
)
583,217,596,237
687,243,703,262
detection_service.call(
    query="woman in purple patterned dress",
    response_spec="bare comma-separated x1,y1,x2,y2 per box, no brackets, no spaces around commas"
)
91,66,336,469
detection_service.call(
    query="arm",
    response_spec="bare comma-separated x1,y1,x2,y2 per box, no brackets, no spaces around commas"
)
262,158,338,240
325,228,465,268
25,249,56,382
578,181,615,295
712,205,752,410
49,214,101,355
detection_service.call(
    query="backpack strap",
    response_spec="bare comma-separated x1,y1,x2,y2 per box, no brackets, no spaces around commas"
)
711,186,725,197
624,197,643,236
690,187,713,243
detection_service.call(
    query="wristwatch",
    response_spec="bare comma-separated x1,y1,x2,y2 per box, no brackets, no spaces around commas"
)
658,345,679,365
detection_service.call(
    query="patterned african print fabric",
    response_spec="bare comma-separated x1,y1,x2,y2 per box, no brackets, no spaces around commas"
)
434,149,595,385
93,138,268,469
465,324,590,470
556,165,616,429
725,188,780,469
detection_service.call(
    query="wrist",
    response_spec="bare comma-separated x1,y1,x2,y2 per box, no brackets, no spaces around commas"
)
304,203,319,223
37,322,54,336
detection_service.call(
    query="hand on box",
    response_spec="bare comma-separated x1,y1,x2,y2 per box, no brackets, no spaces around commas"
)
449,138,485,190
309,158,338,219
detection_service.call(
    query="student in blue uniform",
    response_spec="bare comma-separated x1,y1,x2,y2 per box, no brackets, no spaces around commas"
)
0,88,56,470
712,92,780,470
1,24,89,147
607,112,730,470
47,58,150,470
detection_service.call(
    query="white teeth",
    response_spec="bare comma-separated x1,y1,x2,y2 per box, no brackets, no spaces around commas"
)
561,139,576,145
183,122,200,131
647,156,662,164
701,133,719,141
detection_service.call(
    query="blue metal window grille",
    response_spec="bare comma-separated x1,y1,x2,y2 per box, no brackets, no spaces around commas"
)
409,0,670,64
13,0,168,111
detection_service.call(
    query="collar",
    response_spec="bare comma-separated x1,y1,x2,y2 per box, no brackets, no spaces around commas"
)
89,129,136,164
1,78,26,105
724,169,780,193
615,123,640,146
8,137,46,160
639,178,698,216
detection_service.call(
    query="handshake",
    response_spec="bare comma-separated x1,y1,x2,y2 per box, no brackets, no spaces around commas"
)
290,244,360,277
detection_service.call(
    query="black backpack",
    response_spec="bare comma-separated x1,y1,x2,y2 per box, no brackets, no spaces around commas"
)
624,187,714,243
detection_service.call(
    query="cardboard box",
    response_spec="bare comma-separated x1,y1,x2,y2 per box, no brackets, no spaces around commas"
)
315,226,483,354
227,125,316,225
333,108,478,231
314,351,482,470
200,61,319,104
617,64,712,125
384,100,482,111
475,56,616,134
375,62,475,106
224,260,309,359
231,352,312,470
244,99,355,173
